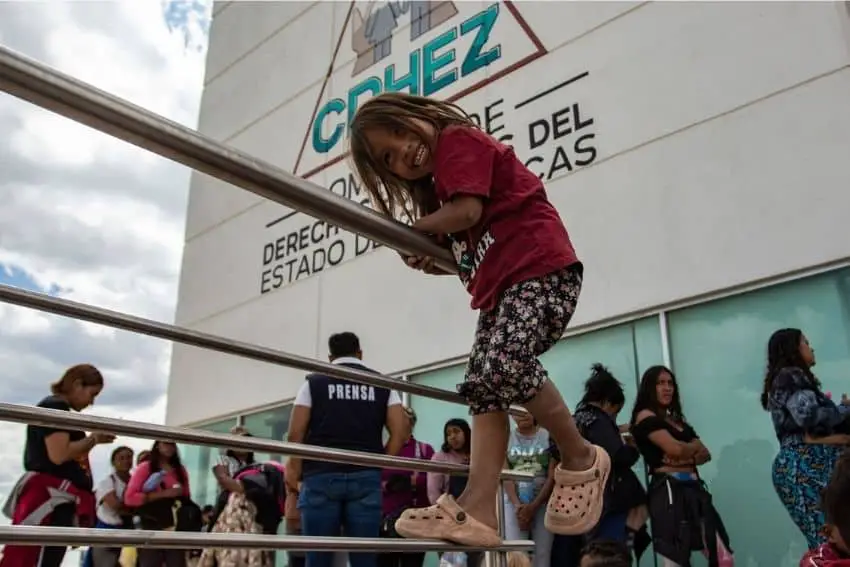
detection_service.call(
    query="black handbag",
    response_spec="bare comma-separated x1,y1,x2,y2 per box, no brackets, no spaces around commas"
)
137,496,202,531
175,498,203,532
137,497,177,530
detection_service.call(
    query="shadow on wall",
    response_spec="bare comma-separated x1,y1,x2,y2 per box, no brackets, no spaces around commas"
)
711,439,807,567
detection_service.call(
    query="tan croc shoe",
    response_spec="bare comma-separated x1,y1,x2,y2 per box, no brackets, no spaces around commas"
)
544,444,611,535
394,494,502,547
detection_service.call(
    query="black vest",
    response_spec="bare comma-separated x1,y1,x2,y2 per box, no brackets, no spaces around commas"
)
302,362,390,478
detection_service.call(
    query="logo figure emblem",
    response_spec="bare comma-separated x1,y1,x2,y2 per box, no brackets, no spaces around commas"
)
351,1,459,77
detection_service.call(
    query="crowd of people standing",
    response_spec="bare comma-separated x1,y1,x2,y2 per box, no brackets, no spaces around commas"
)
1,325,850,567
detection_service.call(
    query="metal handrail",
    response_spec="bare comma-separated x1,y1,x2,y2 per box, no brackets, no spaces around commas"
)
0,40,539,562
0,45,534,417
0,404,534,481
0,285,529,417
0,46,456,273
0,527,533,552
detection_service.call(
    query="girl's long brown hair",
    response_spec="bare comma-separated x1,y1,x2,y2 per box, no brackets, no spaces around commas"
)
349,92,477,223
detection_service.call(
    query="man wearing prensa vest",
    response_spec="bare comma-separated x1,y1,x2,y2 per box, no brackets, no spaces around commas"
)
286,332,409,567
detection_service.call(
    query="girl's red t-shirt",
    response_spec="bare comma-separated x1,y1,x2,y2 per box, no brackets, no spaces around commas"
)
432,125,580,312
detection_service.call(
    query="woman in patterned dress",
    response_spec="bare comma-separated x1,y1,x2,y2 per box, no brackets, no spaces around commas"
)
762,328,850,549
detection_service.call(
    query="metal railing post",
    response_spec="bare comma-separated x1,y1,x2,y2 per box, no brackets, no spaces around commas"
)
496,483,507,567
401,374,411,408
484,483,508,567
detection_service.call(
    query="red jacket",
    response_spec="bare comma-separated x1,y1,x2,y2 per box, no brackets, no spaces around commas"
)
801,544,850,567
2,471,95,527
0,472,96,566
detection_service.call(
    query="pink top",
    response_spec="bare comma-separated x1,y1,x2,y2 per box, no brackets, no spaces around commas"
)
381,438,435,515
124,461,191,508
235,460,285,481
427,451,468,505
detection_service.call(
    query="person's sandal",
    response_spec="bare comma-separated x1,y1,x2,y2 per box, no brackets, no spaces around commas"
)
394,494,502,547
544,444,611,535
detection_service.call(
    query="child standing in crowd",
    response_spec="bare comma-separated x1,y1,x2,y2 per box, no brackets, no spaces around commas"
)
503,412,553,567
349,92,609,547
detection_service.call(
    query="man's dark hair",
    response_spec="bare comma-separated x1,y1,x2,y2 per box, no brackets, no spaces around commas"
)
580,540,631,567
329,332,361,359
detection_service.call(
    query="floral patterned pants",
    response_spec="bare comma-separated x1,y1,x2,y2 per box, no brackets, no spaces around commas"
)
198,492,273,567
458,265,582,415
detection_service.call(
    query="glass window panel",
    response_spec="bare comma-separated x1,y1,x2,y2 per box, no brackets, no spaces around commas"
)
178,418,237,508
541,317,663,567
410,365,468,452
666,267,850,567
542,317,664,414
243,404,294,464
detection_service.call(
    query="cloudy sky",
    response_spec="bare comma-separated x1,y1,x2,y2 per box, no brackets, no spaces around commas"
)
0,0,210,561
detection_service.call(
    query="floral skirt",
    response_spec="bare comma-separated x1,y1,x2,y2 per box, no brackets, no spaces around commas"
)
458,264,582,415
199,492,274,567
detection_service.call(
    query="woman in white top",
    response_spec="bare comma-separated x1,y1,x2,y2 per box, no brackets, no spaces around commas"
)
89,446,135,567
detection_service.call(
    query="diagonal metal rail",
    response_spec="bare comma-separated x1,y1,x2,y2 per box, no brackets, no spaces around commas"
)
0,403,534,481
0,526,534,552
0,45,456,273
0,284,529,417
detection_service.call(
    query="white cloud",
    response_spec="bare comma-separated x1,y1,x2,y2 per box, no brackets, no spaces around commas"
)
0,1,211,563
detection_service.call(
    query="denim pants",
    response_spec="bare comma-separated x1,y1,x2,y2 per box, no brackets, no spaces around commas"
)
503,498,553,567
550,511,628,567
299,470,382,567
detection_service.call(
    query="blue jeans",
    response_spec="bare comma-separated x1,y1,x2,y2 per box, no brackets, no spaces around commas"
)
550,511,628,567
592,511,628,541
299,470,382,567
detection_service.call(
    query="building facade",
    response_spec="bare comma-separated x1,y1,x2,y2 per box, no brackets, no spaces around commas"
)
167,2,850,566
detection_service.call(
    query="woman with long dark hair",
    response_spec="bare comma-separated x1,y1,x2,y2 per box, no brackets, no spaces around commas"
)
124,440,193,567
427,419,472,504
761,328,850,549
630,366,733,567
0,364,113,567
550,364,649,566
